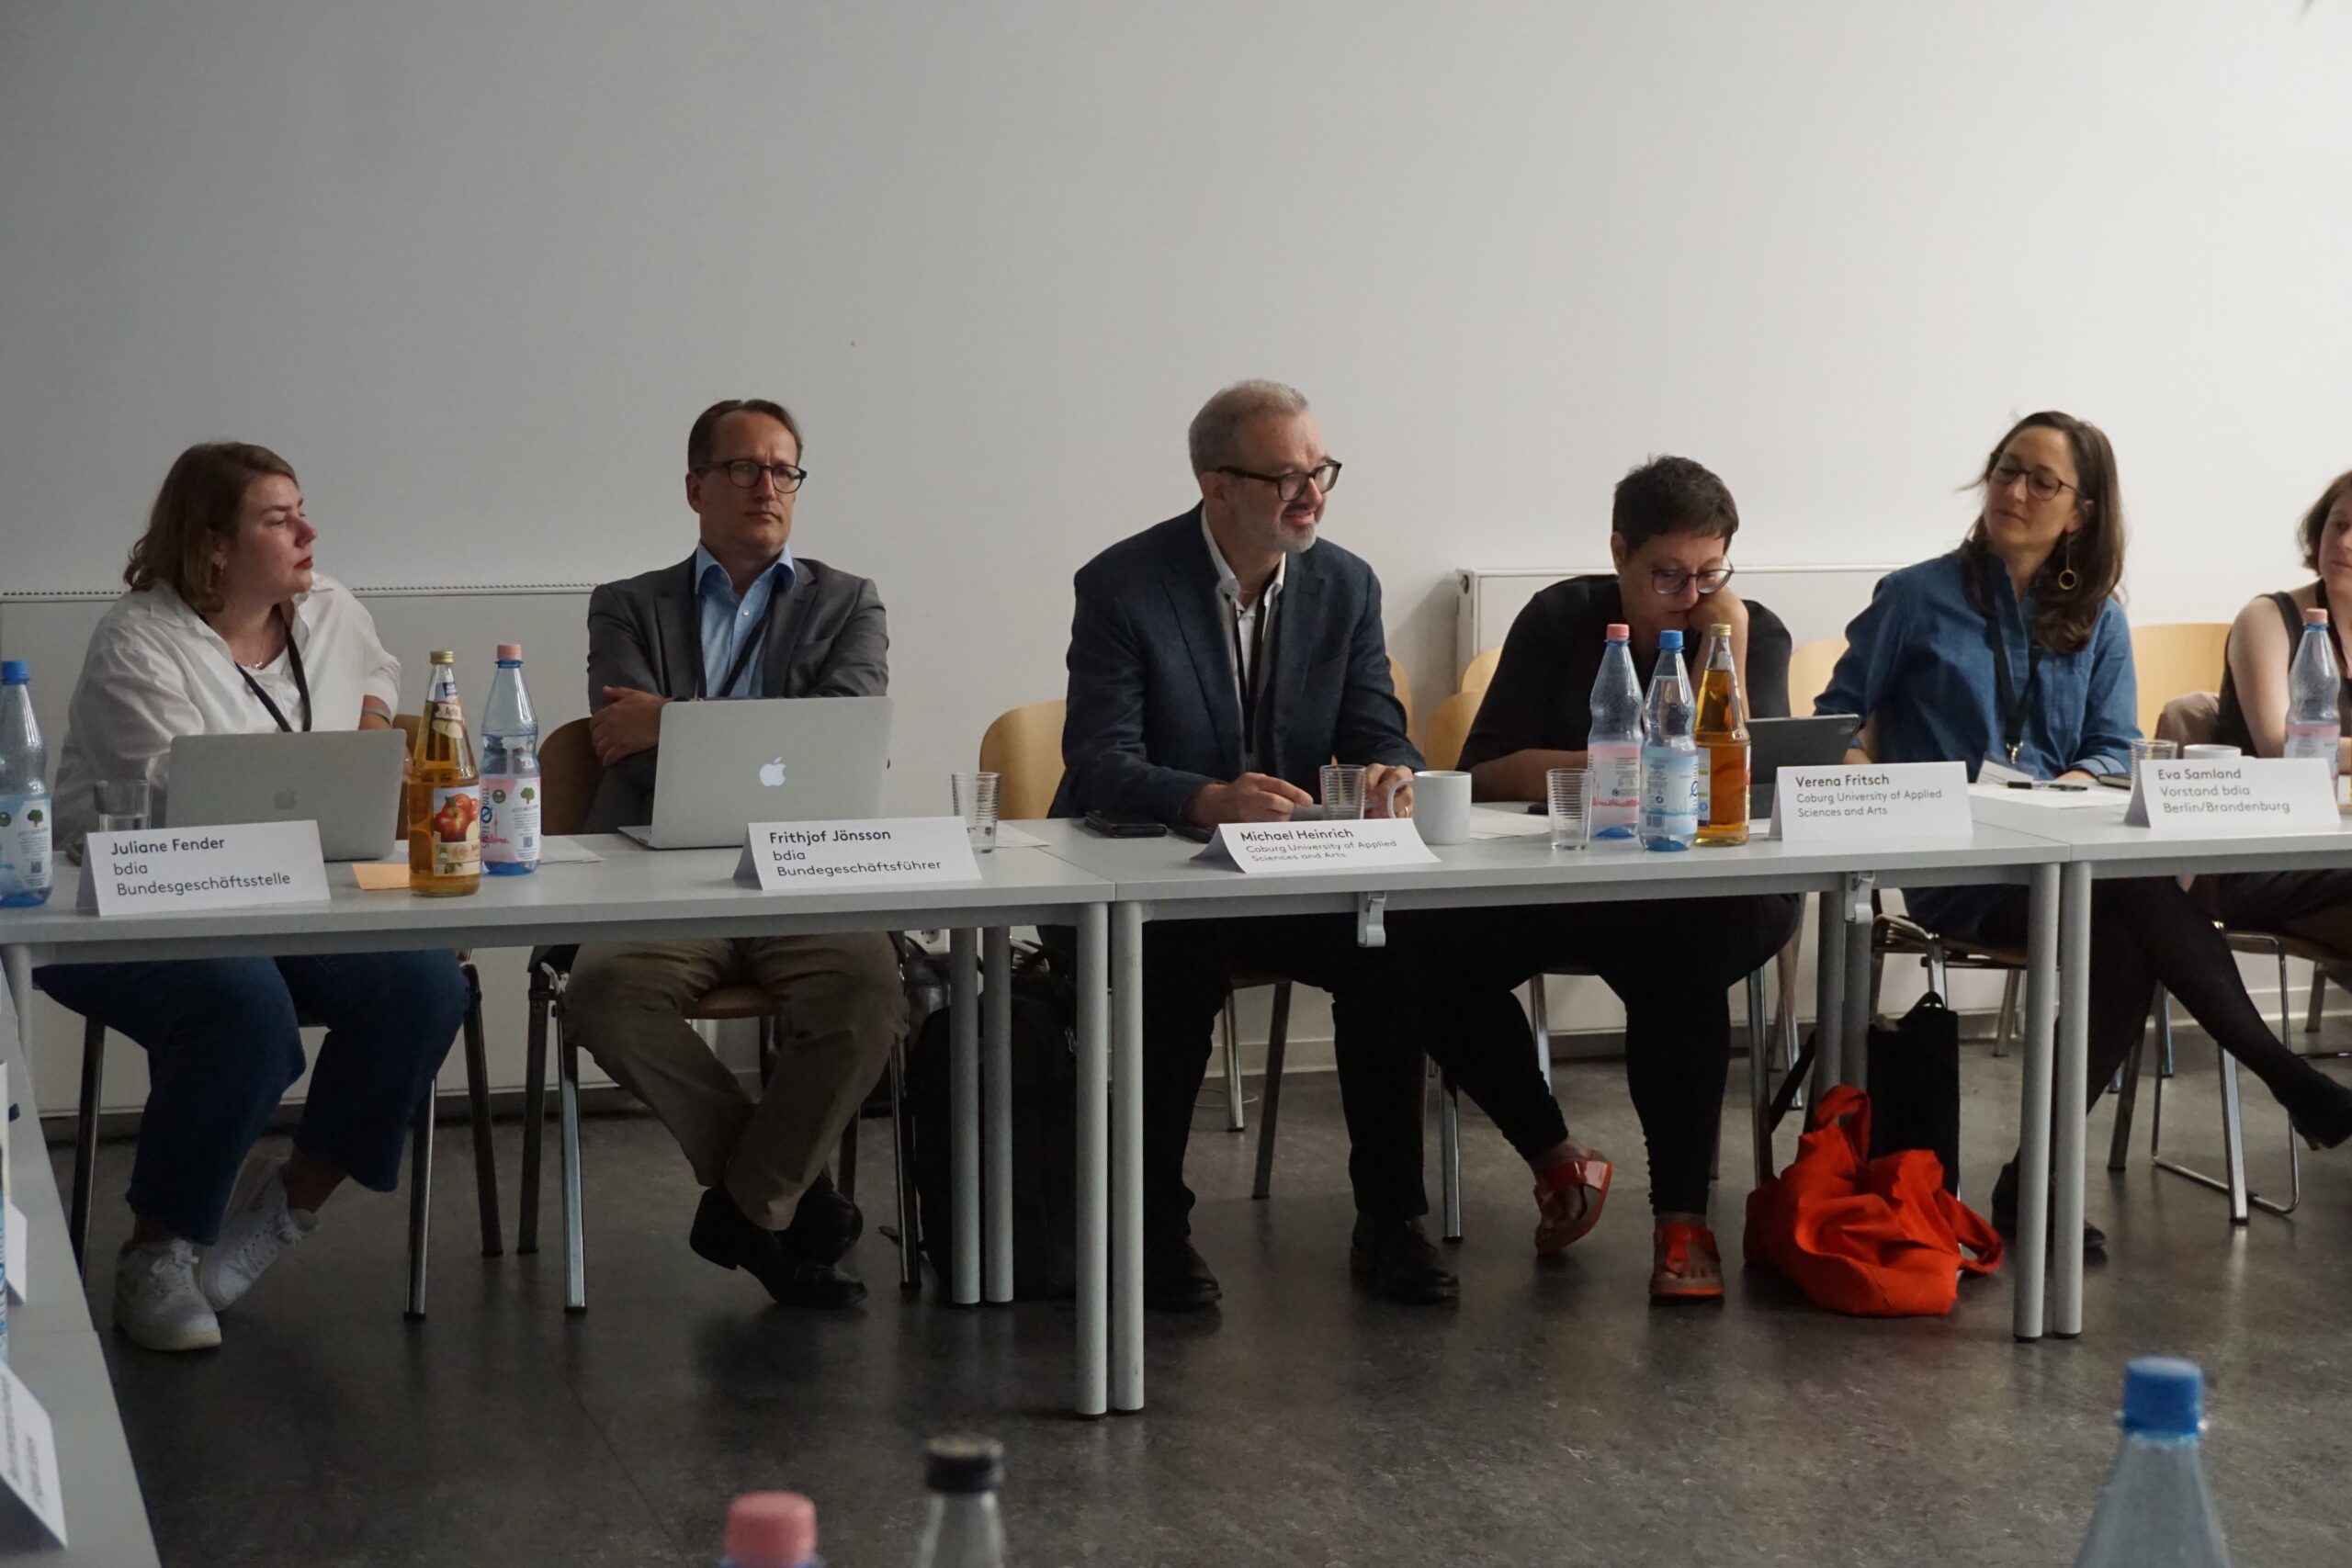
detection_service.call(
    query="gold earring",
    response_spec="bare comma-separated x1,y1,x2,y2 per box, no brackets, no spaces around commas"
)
2054,533,2080,592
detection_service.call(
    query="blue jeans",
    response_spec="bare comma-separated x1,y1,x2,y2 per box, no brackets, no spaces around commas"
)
35,953,467,1245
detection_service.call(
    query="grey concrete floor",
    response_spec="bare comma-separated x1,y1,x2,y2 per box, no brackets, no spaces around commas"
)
51,1028,2352,1567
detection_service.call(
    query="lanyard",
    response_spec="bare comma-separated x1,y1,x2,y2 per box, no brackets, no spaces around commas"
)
690,559,788,701
1980,560,2042,765
1228,589,1274,766
234,610,311,733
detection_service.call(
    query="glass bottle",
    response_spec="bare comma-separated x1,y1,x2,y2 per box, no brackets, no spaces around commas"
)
407,650,481,897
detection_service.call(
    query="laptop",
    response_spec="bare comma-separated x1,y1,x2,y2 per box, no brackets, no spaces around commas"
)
619,695,893,849
1751,714,1862,818
168,729,410,861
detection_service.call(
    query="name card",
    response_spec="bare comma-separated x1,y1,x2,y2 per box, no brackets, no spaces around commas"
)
0,1367,64,1546
734,817,981,891
2124,757,2339,831
75,821,330,917
1773,761,1972,841
1193,818,1440,873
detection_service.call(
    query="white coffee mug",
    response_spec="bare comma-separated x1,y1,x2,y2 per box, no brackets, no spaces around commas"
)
1412,770,1474,845
2181,744,2243,760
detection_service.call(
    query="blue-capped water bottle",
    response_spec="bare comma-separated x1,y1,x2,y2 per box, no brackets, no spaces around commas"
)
0,660,53,908
1637,629,1699,852
1588,622,1645,840
479,643,541,875
2070,1357,2231,1568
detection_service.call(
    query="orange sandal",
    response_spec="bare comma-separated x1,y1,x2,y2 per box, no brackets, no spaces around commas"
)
1532,1153,1612,1256
1650,1221,1724,1302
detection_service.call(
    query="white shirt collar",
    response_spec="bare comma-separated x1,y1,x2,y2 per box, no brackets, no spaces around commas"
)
1199,513,1286,611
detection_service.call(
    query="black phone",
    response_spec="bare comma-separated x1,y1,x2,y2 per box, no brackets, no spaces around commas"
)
1082,811,1167,839
1170,819,1214,843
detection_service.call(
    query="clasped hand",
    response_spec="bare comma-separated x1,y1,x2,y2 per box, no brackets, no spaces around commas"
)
1184,765,1416,827
590,686,671,766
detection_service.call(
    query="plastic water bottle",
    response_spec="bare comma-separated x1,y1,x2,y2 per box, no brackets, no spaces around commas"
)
721,1492,820,1568
913,1435,1007,1568
479,643,541,874
2070,1357,2230,1568
0,661,53,908
1588,622,1645,840
2282,606,2341,783
1638,629,1699,852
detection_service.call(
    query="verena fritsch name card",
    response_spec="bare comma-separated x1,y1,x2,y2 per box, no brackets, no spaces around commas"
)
1772,762,1972,841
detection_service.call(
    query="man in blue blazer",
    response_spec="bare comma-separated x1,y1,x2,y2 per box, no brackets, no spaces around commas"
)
1053,380,1454,1307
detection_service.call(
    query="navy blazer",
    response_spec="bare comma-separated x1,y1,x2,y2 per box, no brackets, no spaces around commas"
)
1052,507,1421,824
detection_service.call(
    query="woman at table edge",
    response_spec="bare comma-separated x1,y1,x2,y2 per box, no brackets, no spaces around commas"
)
1816,412,2352,1251
36,442,465,1354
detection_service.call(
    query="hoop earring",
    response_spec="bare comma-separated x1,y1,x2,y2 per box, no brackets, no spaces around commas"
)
2054,533,2080,592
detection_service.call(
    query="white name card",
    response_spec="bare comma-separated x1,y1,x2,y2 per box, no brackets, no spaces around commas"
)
1773,761,1972,841
75,820,330,917
1193,818,1440,873
733,817,981,891
0,1367,64,1545
2124,757,2339,831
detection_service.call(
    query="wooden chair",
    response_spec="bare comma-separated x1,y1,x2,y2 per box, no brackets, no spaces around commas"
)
978,700,1065,820
1460,647,1502,697
1786,637,1848,716
2129,622,2230,741
1422,690,1482,772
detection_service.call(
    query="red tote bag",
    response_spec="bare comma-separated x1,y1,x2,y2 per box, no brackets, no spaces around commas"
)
1743,1085,2003,1316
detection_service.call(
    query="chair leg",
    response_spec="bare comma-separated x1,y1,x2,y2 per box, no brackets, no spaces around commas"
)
1438,1076,1463,1242
1217,990,1247,1132
71,1017,105,1277
2109,1022,2143,1173
1527,978,1554,1091
404,1087,435,1320
1923,945,1949,1000
517,972,551,1256
1250,981,1292,1201
1747,966,1772,1186
1774,937,1803,1111
889,1041,921,1291
1992,970,2019,1058
459,964,502,1258
558,1013,587,1313
2306,965,2327,1034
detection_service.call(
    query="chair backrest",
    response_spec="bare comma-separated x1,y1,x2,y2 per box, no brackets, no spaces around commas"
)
2155,691,2224,749
2131,622,2231,739
1786,637,1848,716
1461,646,1502,696
1423,689,1482,772
1387,654,1414,739
978,699,1066,820
537,717,604,837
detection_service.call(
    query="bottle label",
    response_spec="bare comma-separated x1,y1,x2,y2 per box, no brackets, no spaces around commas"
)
481,775,540,864
426,785,481,877
2283,724,2339,776
1589,742,1642,837
0,795,52,896
1639,747,1700,838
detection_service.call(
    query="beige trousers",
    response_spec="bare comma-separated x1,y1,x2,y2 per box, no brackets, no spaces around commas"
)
563,932,904,1229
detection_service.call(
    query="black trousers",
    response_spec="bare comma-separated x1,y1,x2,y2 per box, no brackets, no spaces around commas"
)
1424,894,1802,1214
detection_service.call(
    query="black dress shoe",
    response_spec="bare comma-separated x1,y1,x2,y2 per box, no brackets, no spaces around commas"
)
781,1172,864,1266
1143,1240,1222,1311
691,1188,868,1308
2284,1072,2352,1151
1990,1162,2106,1254
1350,1215,1460,1303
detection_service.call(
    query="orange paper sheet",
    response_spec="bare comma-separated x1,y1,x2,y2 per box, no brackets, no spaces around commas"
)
351,863,410,891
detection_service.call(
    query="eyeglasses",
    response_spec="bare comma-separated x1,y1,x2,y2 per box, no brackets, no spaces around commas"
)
1987,459,2076,502
703,458,808,493
1649,565,1735,596
1215,460,1342,503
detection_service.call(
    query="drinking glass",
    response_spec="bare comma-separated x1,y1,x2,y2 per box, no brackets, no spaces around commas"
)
1318,764,1366,819
1545,767,1589,851
95,778,151,835
951,772,1000,852
2129,739,2177,767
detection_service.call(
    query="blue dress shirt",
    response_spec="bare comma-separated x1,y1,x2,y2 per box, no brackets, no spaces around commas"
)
693,542,794,700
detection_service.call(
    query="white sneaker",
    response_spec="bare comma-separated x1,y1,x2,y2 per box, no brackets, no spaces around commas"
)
114,1239,222,1352
198,1158,316,1312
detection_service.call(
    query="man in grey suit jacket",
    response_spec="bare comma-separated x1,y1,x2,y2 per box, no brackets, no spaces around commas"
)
566,399,904,1309
1053,379,1459,1308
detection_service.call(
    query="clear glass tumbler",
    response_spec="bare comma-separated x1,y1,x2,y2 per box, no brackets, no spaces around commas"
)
1318,764,1365,819
1546,767,1589,851
95,778,151,835
2129,738,2178,775
951,771,1001,852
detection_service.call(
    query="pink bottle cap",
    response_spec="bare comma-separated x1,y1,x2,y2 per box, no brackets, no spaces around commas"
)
495,642,523,660
1605,623,1630,641
727,1493,816,1567
2304,608,2329,627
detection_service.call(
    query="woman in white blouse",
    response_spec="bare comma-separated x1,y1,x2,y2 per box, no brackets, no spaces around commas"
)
37,443,465,1354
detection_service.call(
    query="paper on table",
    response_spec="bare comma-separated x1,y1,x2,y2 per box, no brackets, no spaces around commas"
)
534,837,605,863
351,863,409,890
991,824,1046,850
1469,805,1553,839
1968,783,2124,811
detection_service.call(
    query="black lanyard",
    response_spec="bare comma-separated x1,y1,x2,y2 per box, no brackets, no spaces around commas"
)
690,559,788,701
1228,590,1274,766
235,610,311,733
1981,561,2042,765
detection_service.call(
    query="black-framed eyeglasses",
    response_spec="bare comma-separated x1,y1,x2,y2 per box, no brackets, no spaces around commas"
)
1215,460,1342,503
1650,565,1734,596
702,458,808,493
1987,459,2076,502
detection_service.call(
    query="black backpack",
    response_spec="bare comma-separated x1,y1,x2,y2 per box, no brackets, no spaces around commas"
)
905,942,1079,1299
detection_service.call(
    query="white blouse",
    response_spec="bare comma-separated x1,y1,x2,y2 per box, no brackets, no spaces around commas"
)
55,574,401,848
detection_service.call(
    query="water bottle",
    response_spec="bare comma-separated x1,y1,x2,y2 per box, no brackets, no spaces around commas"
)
2282,606,2341,783
1638,629,1699,852
2070,1357,2230,1568
1588,622,1645,840
913,1435,1007,1568
0,661,53,908
722,1492,820,1568
479,643,541,874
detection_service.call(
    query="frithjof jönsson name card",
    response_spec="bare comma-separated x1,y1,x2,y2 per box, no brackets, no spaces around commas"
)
1771,762,1972,841
735,818,980,891
75,820,331,916
2125,758,2339,831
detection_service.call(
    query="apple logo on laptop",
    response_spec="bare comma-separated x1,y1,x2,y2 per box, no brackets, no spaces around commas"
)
758,758,787,788
275,787,299,810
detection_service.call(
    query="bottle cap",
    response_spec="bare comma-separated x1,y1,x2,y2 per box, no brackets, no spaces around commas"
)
1657,628,1682,649
1605,623,1630,642
725,1493,816,1568
924,1434,1004,1495
430,649,457,664
495,642,523,661
2119,1356,2203,1438
1710,622,1731,635
2305,607,2329,627
0,660,25,685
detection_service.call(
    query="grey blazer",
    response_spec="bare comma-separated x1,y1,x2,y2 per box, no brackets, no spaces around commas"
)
1051,507,1419,825
582,551,888,832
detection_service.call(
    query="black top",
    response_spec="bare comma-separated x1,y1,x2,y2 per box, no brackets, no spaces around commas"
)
1457,575,1791,772
2214,584,2352,754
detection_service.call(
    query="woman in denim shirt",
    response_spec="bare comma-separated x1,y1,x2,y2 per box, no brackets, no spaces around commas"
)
1821,412,2352,1249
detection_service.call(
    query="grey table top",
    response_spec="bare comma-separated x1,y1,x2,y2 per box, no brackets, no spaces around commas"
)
1969,789,2352,878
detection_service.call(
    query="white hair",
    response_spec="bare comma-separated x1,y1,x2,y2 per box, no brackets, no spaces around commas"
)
1188,379,1309,474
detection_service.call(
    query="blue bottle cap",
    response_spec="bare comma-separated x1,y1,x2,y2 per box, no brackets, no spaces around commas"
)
2120,1356,2203,1438
1657,629,1682,650
0,660,26,685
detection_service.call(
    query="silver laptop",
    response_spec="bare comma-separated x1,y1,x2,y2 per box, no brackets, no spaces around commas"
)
168,729,409,861
620,696,893,849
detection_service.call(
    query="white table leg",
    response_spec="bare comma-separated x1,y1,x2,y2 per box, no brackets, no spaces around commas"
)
1840,874,1873,1085
982,926,1013,1305
1075,905,1108,1418
2012,862,2060,1341
2052,861,2092,1338
1815,887,1847,1090
1112,901,1146,1414
948,928,980,1306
